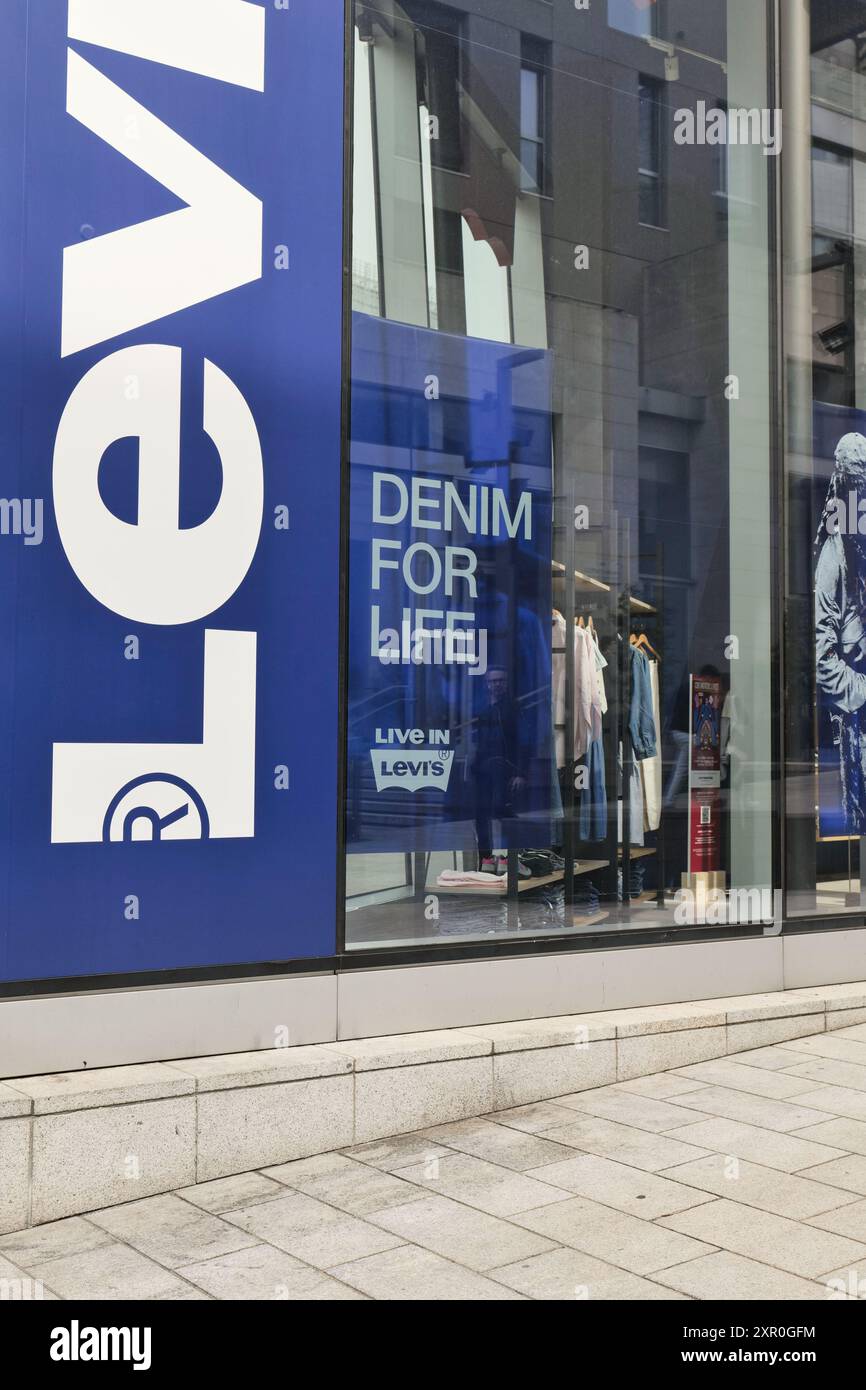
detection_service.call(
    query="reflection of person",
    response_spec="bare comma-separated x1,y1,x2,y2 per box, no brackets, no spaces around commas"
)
815,432,866,832
472,666,526,867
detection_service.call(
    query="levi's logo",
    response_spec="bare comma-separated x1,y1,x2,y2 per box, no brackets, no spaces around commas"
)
51,0,267,844
371,728,453,793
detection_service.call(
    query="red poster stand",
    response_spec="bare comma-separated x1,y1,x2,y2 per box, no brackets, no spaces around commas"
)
687,674,723,875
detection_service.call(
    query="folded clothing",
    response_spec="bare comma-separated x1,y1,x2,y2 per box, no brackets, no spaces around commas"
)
519,849,566,876
617,860,647,900
437,869,505,890
573,879,601,917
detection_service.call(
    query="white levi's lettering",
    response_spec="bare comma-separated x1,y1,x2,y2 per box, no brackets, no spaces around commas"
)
51,5,266,844
62,49,263,357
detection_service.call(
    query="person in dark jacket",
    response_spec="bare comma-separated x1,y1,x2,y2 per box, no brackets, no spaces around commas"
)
472,665,527,868
815,431,866,832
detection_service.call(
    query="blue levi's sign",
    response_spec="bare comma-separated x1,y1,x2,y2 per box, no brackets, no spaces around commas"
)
347,314,557,857
0,1,344,980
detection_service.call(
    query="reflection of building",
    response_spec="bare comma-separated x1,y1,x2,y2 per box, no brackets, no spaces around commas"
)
353,1,731,670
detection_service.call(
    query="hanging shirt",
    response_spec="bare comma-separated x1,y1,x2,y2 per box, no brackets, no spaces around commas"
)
576,624,602,758
591,626,608,716
551,616,603,766
639,659,662,831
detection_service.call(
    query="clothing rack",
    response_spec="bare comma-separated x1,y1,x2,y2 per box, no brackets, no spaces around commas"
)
554,512,665,924
428,510,663,931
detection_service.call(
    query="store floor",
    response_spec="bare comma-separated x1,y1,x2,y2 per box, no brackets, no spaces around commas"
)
6,1027,866,1300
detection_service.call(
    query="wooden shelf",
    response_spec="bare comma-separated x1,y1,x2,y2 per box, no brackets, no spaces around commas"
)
551,560,656,613
570,858,610,877
572,909,610,928
552,560,610,594
436,859,609,896
435,873,555,897
618,846,656,859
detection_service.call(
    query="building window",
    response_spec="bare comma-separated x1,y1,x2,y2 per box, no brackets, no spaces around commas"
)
406,1,463,172
609,0,659,39
520,39,549,194
638,77,664,226
811,142,853,242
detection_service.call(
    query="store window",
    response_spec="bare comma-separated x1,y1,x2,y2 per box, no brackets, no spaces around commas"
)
346,0,774,951
784,0,866,917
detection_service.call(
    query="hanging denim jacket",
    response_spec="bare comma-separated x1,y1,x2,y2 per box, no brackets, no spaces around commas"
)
629,646,657,761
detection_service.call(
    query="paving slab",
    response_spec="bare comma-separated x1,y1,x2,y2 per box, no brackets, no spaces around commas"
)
659,1199,866,1279
365,1194,557,1272
221,1192,405,1269
659,1154,861,1220
650,1251,838,1301
489,1246,690,1300
261,1153,424,1217
29,1241,193,1301
664,1117,848,1173
87,1194,260,1269
522,1153,714,1220
178,1244,367,1300
391,1151,571,1217
539,1114,713,1172
798,1154,866,1196
328,1245,526,1300
510,1195,718,1274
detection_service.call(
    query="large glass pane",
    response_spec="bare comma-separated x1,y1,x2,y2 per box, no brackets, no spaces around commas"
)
346,0,775,950
784,0,866,917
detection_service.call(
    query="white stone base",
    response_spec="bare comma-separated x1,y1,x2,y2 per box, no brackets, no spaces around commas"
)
1,983,864,1231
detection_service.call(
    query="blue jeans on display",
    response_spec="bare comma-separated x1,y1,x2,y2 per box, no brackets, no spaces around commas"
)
578,736,607,842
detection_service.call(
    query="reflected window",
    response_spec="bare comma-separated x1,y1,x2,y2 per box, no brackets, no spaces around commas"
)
812,143,852,241
520,40,549,194
404,0,464,172
609,0,659,40
639,77,664,226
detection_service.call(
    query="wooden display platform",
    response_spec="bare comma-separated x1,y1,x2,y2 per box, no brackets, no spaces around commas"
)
572,910,610,928
435,860,609,895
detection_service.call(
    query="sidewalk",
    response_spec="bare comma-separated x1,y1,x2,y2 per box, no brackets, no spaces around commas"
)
4,1024,866,1300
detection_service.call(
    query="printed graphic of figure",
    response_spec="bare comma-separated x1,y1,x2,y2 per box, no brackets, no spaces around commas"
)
815,432,866,833
694,694,718,750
